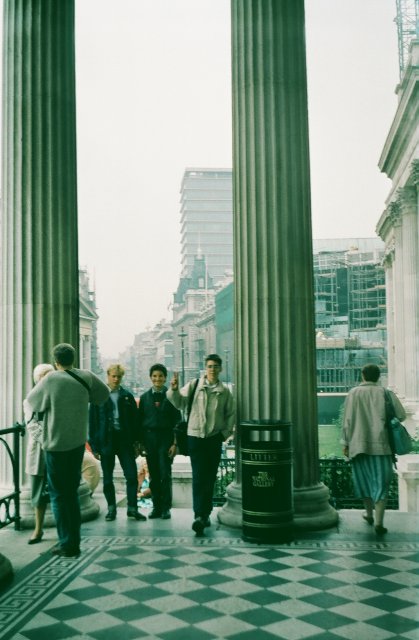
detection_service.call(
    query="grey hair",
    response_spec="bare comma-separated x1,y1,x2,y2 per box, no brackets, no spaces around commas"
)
33,363,54,384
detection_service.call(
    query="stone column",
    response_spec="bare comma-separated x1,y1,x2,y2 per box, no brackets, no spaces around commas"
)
219,0,337,530
400,187,419,406
383,248,395,388
389,202,406,397
0,0,92,556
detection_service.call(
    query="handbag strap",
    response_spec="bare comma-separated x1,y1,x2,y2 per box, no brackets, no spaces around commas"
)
66,369,90,393
384,388,396,421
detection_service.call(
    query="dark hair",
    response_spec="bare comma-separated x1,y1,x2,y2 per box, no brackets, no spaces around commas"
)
205,353,222,366
149,363,167,378
362,363,380,383
53,343,75,367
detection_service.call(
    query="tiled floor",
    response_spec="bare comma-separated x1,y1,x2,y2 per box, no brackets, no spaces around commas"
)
0,505,418,640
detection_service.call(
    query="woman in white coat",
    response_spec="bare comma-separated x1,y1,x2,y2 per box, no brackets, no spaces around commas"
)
24,363,54,544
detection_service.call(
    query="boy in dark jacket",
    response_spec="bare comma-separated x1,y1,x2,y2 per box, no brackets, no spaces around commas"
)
89,364,145,521
138,364,181,519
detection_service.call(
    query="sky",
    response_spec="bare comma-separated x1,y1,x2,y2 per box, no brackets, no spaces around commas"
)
74,0,400,358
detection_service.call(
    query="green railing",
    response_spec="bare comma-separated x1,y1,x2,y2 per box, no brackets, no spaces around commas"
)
213,455,399,510
0,423,25,530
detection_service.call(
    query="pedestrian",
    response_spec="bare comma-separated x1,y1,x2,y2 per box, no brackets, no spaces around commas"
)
167,353,234,536
89,363,146,522
341,363,406,535
25,343,109,557
138,364,181,520
23,363,54,545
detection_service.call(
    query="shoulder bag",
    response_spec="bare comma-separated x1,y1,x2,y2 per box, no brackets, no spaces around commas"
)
384,389,412,456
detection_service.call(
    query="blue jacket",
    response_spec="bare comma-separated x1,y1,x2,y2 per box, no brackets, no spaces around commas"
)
89,386,139,454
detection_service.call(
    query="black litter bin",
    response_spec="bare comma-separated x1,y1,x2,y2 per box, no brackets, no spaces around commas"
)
241,420,293,543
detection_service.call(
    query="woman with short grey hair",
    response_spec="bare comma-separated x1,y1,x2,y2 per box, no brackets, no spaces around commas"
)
24,363,54,544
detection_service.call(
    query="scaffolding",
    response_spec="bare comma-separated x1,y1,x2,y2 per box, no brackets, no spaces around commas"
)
314,248,387,392
395,0,419,79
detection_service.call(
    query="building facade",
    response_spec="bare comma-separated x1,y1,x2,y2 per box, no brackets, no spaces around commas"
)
377,39,419,432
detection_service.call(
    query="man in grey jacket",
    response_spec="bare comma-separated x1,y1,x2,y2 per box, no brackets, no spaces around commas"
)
167,353,234,536
26,343,109,557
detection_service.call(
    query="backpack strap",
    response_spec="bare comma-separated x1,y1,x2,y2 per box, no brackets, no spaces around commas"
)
186,378,199,422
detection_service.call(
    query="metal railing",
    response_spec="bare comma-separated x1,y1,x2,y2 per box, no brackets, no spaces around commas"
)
213,455,399,510
0,423,25,530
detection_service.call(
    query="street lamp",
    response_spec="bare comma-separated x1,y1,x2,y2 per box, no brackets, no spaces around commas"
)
224,348,230,385
178,326,187,386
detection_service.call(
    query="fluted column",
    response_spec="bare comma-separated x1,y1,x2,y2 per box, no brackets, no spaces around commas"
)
383,249,395,388
390,202,406,397
0,0,80,547
220,0,337,530
400,187,419,404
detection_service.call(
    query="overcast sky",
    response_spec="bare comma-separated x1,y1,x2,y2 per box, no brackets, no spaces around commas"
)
75,0,400,358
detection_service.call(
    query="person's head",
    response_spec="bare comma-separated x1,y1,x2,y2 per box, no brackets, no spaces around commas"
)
33,363,54,384
361,363,380,383
205,353,222,384
107,364,125,390
149,363,167,390
53,343,75,368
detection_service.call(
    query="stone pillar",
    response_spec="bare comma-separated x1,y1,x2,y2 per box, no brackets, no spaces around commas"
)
0,2,94,576
389,202,406,398
383,248,395,388
219,0,337,530
400,187,419,408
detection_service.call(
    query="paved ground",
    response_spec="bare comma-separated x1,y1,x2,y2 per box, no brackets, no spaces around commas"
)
0,498,418,639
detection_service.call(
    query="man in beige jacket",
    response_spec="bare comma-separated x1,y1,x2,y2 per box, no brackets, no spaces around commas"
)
167,353,234,536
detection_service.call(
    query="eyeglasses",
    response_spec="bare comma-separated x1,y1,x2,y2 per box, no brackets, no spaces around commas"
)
206,365,221,369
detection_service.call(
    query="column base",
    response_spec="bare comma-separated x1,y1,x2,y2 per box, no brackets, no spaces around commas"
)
217,481,242,528
218,481,339,531
0,553,13,590
293,483,338,530
4,482,100,529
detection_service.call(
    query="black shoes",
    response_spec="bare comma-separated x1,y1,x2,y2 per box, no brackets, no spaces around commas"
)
192,517,205,536
127,509,147,521
375,525,388,535
148,509,162,519
105,508,117,521
161,510,171,520
28,531,44,545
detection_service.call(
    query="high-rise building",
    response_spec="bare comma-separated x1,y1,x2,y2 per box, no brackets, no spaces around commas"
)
180,168,233,284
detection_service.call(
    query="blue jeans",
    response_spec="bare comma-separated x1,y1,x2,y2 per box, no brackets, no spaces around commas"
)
100,432,138,509
188,433,223,519
45,444,84,552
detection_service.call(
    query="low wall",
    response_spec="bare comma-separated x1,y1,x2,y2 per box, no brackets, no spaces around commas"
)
397,455,419,512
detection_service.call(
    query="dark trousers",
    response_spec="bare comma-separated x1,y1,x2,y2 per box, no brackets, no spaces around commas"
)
45,444,84,552
188,433,223,519
145,430,173,512
100,431,138,509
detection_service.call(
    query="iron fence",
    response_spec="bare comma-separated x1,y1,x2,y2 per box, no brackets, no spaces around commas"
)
0,423,25,530
213,454,399,510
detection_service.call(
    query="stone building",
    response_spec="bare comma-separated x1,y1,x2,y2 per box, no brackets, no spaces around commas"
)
377,39,419,433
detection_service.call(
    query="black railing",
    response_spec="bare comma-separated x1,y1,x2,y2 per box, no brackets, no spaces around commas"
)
0,423,25,530
213,455,399,510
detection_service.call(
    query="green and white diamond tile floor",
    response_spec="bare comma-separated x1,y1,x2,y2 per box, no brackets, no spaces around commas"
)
0,505,418,640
